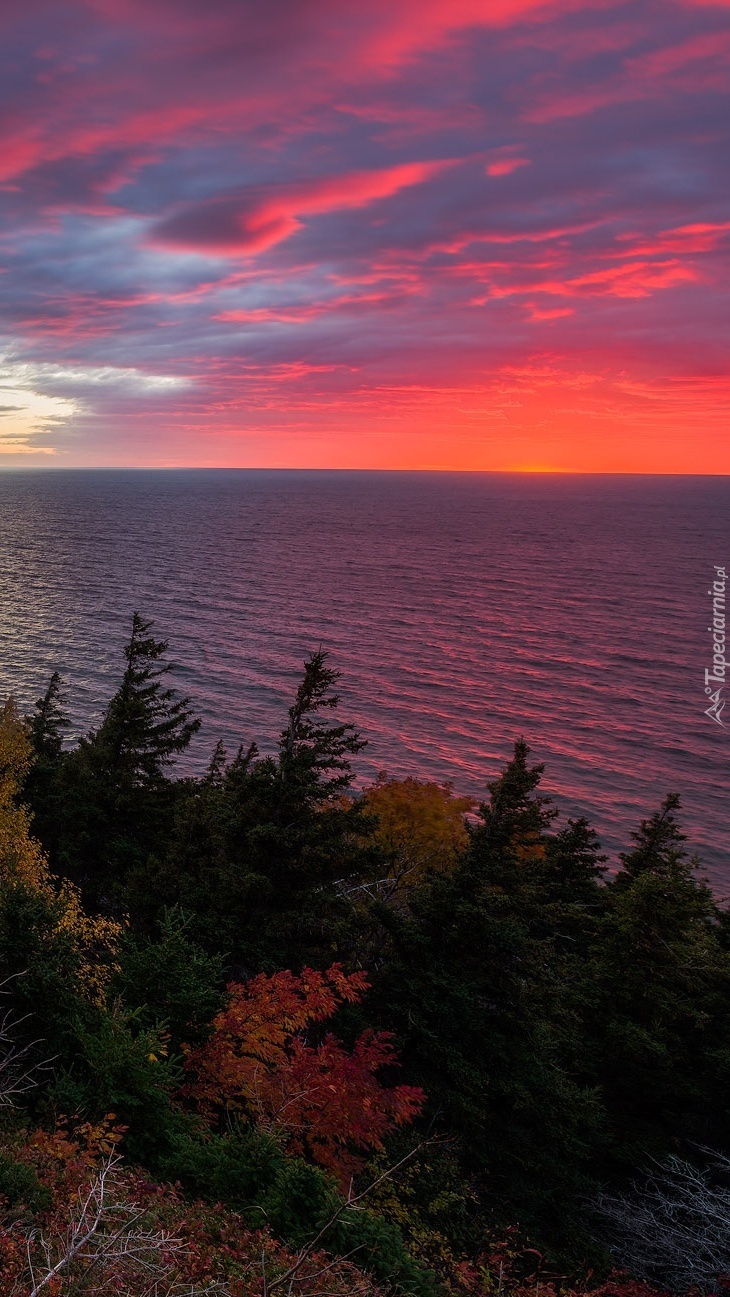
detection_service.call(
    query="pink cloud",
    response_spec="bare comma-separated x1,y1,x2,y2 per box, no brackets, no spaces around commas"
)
152,160,450,256
615,221,730,257
527,27,730,121
80,0,616,76
486,156,531,176
0,134,46,185
488,259,699,300
433,219,605,255
0,0,726,471
213,285,417,324
526,304,575,320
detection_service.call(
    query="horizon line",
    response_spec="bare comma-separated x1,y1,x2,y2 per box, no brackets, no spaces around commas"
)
0,465,729,477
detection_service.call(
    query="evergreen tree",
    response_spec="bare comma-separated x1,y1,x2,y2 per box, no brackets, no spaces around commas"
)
27,671,69,760
92,612,200,785
55,614,201,907
589,795,730,1169
276,648,366,810
478,735,558,857
24,671,70,858
158,652,381,972
375,741,605,1246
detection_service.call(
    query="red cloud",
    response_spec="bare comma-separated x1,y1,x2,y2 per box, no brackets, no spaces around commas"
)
615,221,730,257
527,27,730,121
213,286,417,324
481,259,700,302
0,0,727,471
526,304,575,320
151,160,450,256
486,157,531,176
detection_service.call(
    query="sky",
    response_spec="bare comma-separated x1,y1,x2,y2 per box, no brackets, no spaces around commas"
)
0,0,728,471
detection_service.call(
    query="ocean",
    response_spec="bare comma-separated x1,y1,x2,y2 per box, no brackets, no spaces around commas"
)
0,469,727,884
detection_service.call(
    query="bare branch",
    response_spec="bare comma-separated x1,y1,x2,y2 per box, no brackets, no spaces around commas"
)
0,973,54,1107
20,1150,231,1297
591,1147,730,1294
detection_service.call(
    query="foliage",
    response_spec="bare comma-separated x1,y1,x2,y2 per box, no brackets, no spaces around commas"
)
91,612,201,787
0,1121,405,1297
24,672,70,861
7,624,730,1294
0,698,55,894
0,699,120,1007
588,795,730,1167
373,741,607,1245
51,613,201,907
184,965,424,1188
158,1123,436,1294
114,908,225,1053
147,651,382,972
361,775,475,905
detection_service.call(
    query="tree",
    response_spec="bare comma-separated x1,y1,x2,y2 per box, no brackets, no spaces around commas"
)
476,736,558,860
276,649,366,809
0,698,51,894
589,796,730,1168
183,964,424,1190
360,775,475,907
27,671,69,762
374,741,606,1244
24,672,70,861
55,614,201,907
114,907,225,1053
0,697,118,1007
158,652,381,971
92,612,201,787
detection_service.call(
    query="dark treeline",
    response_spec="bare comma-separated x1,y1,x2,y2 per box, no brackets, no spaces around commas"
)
0,612,728,1297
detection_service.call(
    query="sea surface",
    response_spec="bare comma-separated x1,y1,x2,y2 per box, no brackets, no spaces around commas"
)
0,469,727,885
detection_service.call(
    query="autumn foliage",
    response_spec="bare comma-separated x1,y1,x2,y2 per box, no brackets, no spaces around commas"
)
3,628,729,1296
0,1119,389,1297
0,698,119,1004
184,964,425,1188
362,775,475,901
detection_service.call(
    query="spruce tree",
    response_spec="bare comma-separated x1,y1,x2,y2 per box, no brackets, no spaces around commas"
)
24,671,70,859
27,671,69,760
56,614,201,908
375,741,605,1245
92,612,200,785
590,795,730,1169
276,648,366,810
161,652,380,972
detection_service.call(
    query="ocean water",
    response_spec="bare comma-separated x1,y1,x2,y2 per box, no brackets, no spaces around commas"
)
0,469,727,885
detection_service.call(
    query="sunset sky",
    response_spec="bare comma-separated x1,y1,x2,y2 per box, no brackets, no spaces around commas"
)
1,0,728,471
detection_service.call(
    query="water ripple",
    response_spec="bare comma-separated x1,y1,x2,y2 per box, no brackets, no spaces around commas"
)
0,469,727,883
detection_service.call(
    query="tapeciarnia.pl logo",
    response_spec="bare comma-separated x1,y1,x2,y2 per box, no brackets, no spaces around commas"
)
705,564,727,727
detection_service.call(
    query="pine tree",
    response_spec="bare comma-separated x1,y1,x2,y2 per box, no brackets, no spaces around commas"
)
477,735,558,859
275,648,366,811
237,650,375,968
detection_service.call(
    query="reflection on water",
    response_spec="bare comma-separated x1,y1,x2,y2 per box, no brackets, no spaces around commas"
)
0,469,727,883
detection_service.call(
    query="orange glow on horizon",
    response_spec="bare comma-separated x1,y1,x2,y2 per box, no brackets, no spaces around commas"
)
0,0,726,470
